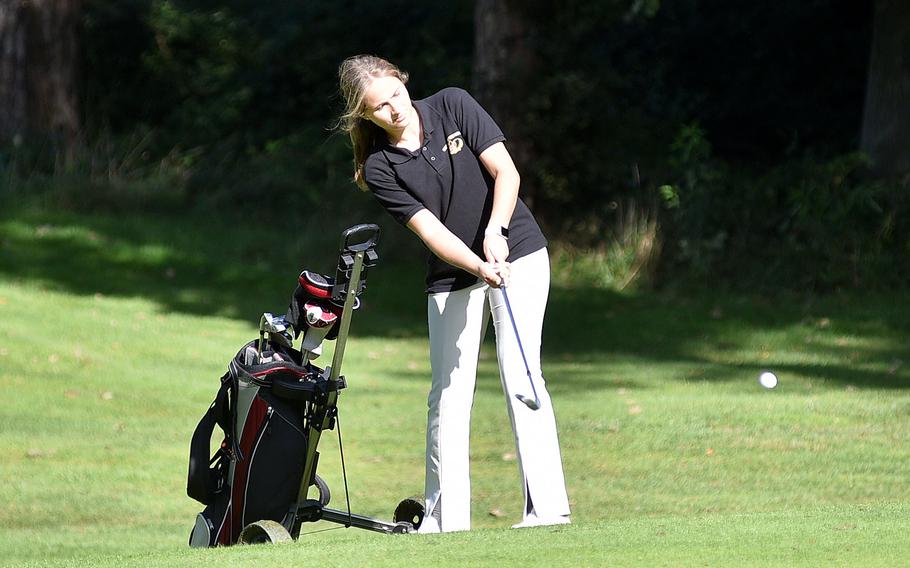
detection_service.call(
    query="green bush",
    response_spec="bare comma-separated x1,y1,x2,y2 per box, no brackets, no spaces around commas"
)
658,125,910,291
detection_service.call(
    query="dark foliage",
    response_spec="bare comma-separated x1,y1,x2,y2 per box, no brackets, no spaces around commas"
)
4,0,905,291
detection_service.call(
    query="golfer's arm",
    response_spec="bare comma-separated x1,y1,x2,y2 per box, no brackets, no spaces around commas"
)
407,209,486,277
478,142,520,230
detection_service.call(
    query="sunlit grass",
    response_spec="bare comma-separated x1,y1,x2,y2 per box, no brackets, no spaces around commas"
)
1,209,908,566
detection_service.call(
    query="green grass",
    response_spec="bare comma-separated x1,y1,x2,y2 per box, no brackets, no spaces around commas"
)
1,207,909,566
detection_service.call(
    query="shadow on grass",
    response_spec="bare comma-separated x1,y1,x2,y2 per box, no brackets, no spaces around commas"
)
0,205,423,327
2,207,908,393
540,286,910,391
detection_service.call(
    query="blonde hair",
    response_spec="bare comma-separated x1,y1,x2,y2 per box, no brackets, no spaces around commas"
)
337,55,409,191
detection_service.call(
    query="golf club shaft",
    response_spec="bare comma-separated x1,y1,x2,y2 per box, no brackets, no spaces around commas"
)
501,285,541,408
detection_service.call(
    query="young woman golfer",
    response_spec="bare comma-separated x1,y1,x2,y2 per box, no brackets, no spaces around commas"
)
337,55,570,533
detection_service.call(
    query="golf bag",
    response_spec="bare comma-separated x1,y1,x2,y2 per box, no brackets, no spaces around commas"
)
187,345,307,546
186,269,352,547
186,224,422,547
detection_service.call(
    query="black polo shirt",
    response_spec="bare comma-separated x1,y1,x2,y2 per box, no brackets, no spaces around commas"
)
364,87,547,294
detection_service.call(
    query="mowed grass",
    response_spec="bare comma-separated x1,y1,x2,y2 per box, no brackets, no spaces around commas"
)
1,208,909,566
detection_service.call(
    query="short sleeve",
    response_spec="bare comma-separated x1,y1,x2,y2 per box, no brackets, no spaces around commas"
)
364,156,425,226
443,88,506,155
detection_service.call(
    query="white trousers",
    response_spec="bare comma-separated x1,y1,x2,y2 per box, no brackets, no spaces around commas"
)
420,248,570,533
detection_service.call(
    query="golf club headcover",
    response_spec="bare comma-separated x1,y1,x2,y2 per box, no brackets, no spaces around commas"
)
286,271,330,336
298,301,338,360
286,270,359,339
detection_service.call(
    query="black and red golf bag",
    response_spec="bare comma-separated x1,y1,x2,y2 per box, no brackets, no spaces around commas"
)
186,269,355,547
186,224,422,547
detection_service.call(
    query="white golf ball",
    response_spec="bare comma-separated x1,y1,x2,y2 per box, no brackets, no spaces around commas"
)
759,371,778,389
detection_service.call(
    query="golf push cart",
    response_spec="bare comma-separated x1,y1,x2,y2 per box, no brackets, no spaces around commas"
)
187,224,425,546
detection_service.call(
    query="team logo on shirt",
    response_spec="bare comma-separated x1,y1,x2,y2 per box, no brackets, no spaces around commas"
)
446,131,464,156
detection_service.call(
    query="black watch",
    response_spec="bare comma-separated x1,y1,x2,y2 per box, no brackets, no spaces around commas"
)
490,225,509,240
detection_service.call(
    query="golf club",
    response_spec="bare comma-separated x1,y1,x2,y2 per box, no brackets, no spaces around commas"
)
500,285,541,411
258,312,294,354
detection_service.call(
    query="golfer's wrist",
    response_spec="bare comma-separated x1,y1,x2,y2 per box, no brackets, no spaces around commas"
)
472,257,489,278
484,225,509,240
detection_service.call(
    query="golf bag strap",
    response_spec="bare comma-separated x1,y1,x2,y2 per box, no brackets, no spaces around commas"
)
187,374,231,505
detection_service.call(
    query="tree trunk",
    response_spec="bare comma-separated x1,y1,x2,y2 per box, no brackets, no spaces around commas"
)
0,0,81,156
860,0,910,178
0,0,29,144
473,0,539,207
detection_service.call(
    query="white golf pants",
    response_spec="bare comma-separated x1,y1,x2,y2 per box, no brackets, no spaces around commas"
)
420,248,570,533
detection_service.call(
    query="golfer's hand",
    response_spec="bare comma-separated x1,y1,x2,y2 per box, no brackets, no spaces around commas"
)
483,233,509,266
493,261,511,288
478,261,506,288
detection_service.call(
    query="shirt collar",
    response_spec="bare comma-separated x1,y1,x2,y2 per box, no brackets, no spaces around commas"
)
414,99,437,139
380,98,438,165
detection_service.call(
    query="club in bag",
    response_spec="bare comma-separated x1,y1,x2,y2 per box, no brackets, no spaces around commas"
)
258,312,295,354
500,285,541,411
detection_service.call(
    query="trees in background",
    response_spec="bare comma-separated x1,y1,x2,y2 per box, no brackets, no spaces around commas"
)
473,0,538,207
4,1,904,180
1,0,906,290
0,1,28,146
471,1,906,290
0,0,81,159
861,0,910,178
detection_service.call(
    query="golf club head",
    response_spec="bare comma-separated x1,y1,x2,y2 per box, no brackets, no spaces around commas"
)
515,394,540,411
258,312,295,352
269,328,295,349
260,312,291,334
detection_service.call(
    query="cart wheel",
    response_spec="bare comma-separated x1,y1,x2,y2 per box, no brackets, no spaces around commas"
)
314,474,331,506
393,496,425,530
392,521,416,534
238,520,293,545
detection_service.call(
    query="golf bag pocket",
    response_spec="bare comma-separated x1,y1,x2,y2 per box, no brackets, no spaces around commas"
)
241,400,307,527
189,492,230,547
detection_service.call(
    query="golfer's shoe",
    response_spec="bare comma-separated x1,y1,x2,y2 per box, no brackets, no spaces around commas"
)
511,514,571,529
